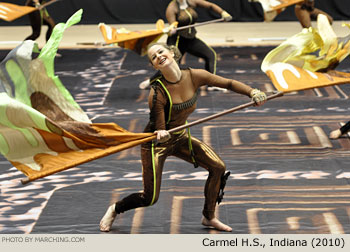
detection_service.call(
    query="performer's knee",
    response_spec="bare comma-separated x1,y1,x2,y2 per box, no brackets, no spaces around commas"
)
30,31,41,40
204,50,216,63
217,164,226,176
210,162,226,177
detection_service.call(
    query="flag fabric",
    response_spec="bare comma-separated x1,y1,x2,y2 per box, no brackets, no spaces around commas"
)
250,0,303,22
0,0,59,22
98,20,170,55
0,2,36,22
0,9,155,183
264,64,350,92
261,14,350,92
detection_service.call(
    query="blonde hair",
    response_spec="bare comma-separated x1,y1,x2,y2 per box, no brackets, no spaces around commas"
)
147,42,182,63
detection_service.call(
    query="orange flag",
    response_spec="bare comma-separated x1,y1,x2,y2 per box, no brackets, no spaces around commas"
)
14,122,155,184
0,2,36,22
0,0,58,22
98,20,176,55
265,64,350,92
249,0,303,21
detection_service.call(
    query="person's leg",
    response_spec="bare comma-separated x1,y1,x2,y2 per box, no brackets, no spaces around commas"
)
42,11,56,41
185,38,227,92
174,134,232,232
100,142,168,231
167,35,188,64
25,9,42,41
295,5,312,28
185,37,217,74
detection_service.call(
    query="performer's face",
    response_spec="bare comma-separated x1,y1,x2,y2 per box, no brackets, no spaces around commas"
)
148,45,175,70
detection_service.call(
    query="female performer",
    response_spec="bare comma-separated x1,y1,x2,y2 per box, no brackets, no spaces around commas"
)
294,0,333,28
100,43,267,232
139,0,232,89
25,0,56,42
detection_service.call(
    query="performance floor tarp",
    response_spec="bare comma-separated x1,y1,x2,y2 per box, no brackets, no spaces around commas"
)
0,46,350,234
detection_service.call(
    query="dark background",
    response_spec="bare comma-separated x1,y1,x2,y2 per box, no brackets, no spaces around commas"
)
0,0,349,26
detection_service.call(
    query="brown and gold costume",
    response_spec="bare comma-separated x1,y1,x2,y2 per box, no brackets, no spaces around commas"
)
114,68,252,220
294,0,333,28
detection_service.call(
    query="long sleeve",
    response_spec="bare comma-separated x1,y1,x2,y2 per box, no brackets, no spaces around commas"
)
148,87,168,131
190,68,253,96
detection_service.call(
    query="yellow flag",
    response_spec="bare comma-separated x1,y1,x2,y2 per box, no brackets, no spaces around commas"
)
262,14,350,92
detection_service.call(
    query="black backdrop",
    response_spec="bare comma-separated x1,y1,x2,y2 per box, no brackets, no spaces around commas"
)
0,0,349,26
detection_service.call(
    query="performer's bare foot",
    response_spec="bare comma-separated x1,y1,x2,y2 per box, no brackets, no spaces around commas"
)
201,216,232,232
329,129,342,139
99,203,117,232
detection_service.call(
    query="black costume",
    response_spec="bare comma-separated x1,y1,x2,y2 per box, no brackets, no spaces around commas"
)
25,0,55,41
165,0,221,74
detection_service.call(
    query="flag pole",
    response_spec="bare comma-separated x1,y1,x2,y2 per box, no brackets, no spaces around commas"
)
38,0,60,10
168,91,283,134
102,18,225,46
174,18,225,32
20,92,283,185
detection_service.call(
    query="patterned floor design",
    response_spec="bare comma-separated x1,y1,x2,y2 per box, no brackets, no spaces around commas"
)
0,46,350,234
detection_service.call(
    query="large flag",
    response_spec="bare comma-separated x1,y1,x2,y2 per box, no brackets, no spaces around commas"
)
263,64,350,92
0,9,155,184
261,14,350,92
98,20,176,55
249,0,303,22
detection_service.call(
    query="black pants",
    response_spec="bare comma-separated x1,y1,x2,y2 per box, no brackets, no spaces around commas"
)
25,0,55,41
167,35,217,74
